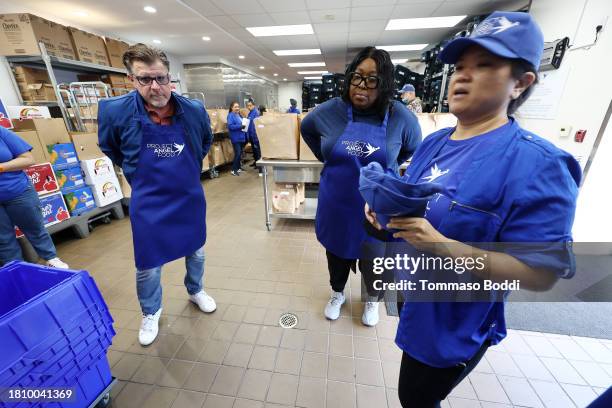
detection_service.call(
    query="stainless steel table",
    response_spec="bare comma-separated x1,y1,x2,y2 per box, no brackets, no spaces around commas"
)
256,159,323,231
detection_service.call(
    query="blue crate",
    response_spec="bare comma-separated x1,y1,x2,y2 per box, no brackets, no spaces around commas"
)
0,262,115,408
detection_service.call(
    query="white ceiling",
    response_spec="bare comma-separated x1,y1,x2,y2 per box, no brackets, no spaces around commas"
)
3,0,528,82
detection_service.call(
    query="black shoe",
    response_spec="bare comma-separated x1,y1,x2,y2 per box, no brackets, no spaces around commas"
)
250,163,257,168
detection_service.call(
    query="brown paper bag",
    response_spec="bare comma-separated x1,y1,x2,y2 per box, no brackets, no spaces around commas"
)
254,113,299,159
297,112,318,161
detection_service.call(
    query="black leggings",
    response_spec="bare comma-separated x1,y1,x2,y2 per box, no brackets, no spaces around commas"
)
326,251,384,300
397,334,489,408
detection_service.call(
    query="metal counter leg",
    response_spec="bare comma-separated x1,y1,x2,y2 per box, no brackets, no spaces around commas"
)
262,165,271,231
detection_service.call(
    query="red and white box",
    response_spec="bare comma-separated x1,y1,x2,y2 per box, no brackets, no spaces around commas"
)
24,163,59,195
39,192,71,227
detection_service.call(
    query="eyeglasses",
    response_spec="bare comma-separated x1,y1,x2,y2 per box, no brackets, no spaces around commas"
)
133,74,170,86
349,72,380,89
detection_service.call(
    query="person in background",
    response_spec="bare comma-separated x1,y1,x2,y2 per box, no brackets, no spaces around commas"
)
400,83,422,113
246,100,262,175
0,126,68,268
227,101,247,176
301,46,421,326
286,98,300,114
98,43,216,347
258,105,267,115
365,12,580,407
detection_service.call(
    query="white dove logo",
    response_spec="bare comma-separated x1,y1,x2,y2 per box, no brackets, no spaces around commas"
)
172,143,185,156
421,163,449,182
473,16,520,36
364,143,381,158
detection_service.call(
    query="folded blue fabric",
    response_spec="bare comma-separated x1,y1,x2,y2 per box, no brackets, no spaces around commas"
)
359,162,444,230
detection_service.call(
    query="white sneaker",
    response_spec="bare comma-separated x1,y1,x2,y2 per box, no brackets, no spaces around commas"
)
324,291,345,320
47,257,69,269
362,302,380,327
139,308,162,346
189,290,217,313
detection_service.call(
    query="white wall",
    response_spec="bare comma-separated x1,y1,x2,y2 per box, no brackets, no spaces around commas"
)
278,81,303,112
520,0,612,242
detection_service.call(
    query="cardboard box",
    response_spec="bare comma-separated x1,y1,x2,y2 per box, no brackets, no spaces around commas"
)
7,105,51,119
239,108,249,118
254,113,299,159
13,66,49,84
104,37,129,69
39,192,71,226
23,83,56,101
63,186,96,215
71,132,115,184
47,143,79,170
12,118,70,145
209,142,224,166
55,165,85,192
272,183,298,214
221,138,234,163
14,131,46,163
0,14,76,59
24,163,59,195
202,155,209,171
101,73,128,87
90,176,123,207
68,27,110,66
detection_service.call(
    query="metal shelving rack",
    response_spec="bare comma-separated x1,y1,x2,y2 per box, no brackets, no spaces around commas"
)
4,42,127,131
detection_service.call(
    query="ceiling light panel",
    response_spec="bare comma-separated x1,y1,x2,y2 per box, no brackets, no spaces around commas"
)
273,49,321,56
304,76,322,80
385,15,466,30
375,44,428,51
288,62,326,67
247,24,314,37
297,70,328,75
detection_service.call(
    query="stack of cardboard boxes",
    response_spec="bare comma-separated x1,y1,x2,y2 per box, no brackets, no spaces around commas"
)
71,133,123,209
13,66,56,102
11,118,79,224
101,74,133,95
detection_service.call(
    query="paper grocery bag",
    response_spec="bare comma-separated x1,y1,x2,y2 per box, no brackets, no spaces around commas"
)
254,113,299,159
298,112,318,161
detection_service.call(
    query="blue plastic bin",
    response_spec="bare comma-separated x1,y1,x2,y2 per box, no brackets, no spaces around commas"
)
0,262,115,407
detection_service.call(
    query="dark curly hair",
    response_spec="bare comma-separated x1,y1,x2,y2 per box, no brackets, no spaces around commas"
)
342,46,395,118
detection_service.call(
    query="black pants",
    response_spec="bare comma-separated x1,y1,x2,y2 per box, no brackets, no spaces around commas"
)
232,142,243,172
326,250,384,300
397,336,489,408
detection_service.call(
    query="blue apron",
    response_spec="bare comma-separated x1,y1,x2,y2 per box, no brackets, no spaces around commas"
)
316,104,388,259
130,120,206,270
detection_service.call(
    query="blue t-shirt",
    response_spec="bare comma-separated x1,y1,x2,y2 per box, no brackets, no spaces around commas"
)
0,127,32,202
418,125,502,228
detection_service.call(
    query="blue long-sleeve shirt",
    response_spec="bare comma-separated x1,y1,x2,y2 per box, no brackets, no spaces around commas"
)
300,97,421,172
227,111,246,143
247,108,260,142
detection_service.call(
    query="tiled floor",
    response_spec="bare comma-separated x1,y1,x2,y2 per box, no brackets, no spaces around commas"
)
54,168,612,408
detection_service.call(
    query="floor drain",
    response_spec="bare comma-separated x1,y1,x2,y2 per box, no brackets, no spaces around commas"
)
279,313,298,329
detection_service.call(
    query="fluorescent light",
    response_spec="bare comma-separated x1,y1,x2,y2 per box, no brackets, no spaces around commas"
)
259,66,265,69
144,6,157,13
74,11,88,17
376,44,428,52
283,78,287,81
386,15,466,30
202,36,211,41
152,39,161,44
304,76,322,80
297,70,328,75
274,49,321,56
288,62,326,67
238,55,245,59
273,73,279,76
247,24,313,37
392,59,408,64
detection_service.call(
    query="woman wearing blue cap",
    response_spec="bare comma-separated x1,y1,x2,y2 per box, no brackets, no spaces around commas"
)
302,46,421,327
365,11,581,407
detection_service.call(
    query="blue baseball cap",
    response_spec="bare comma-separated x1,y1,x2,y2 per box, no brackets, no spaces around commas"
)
400,84,415,93
439,11,544,70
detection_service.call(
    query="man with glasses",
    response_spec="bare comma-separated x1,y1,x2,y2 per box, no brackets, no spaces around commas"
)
98,43,216,346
